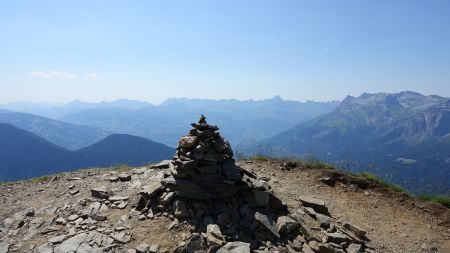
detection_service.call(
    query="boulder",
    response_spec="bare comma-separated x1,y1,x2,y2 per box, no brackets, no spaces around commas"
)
276,216,299,236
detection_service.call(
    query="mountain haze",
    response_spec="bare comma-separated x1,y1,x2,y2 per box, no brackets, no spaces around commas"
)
60,97,340,146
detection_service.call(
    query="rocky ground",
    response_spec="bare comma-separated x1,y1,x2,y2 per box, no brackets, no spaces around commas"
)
0,160,449,253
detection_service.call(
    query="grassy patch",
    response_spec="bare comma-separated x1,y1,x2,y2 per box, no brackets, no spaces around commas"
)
28,175,51,183
300,158,335,170
418,195,450,208
246,156,413,195
249,155,272,161
111,164,134,172
359,172,407,193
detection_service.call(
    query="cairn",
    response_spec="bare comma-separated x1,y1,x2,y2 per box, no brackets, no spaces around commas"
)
166,114,241,199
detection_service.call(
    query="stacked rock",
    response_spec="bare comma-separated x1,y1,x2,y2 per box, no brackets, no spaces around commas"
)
166,115,242,199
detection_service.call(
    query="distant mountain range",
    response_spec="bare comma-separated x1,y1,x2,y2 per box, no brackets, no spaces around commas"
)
256,91,450,195
0,123,174,181
0,99,153,119
0,110,111,150
59,96,340,146
1,97,340,147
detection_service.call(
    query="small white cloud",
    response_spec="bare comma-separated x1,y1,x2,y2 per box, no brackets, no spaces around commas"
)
29,70,103,80
84,73,103,80
48,71,76,80
30,71,54,79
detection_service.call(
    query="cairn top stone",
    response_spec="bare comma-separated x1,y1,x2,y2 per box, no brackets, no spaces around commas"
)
191,115,219,132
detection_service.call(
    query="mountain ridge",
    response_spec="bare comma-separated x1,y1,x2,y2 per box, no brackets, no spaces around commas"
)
257,91,450,195
0,110,111,150
0,123,174,182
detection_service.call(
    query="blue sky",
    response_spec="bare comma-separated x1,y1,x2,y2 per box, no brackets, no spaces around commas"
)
1,0,450,103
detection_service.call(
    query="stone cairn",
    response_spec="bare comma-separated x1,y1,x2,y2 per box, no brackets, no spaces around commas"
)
167,114,242,199
136,116,371,252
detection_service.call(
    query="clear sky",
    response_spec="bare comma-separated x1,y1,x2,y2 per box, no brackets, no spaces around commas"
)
1,0,450,103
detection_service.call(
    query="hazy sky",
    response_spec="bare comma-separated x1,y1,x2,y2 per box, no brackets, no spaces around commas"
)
1,1,450,103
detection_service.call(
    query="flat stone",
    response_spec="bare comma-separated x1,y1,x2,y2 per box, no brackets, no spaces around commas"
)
217,241,250,253
67,177,82,181
160,191,175,204
302,243,315,253
68,214,79,221
343,222,367,238
151,160,172,169
149,245,160,253
117,201,128,209
69,189,79,195
54,233,88,252
109,196,130,202
327,232,348,244
206,224,225,246
0,242,10,253
308,241,336,253
111,231,132,243
319,177,336,186
108,176,119,182
48,235,67,244
179,135,198,148
140,181,164,197
316,213,331,228
55,217,67,225
119,173,131,181
135,243,150,253
299,196,329,214
91,188,110,199
172,178,215,199
91,213,107,221
36,243,53,253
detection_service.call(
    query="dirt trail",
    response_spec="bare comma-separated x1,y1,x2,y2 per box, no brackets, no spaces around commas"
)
238,160,450,253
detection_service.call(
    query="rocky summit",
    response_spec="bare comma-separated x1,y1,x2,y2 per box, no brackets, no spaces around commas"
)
132,116,373,252
0,116,449,253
